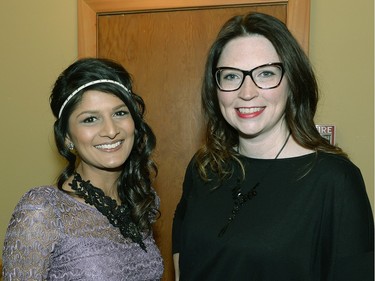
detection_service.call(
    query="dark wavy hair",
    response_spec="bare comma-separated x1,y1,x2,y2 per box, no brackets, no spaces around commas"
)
49,57,158,233
196,12,346,181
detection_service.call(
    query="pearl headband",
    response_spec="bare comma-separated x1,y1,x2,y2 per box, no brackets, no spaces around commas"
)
58,79,130,118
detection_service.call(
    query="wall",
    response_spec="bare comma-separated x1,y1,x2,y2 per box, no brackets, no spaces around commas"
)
0,2,77,254
0,0,373,258
310,1,374,207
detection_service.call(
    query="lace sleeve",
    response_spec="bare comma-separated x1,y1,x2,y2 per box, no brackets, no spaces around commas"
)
2,187,61,280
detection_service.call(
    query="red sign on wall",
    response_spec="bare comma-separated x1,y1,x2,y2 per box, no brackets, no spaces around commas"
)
316,125,336,145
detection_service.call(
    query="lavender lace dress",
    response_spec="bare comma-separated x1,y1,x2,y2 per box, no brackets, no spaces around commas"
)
2,186,164,280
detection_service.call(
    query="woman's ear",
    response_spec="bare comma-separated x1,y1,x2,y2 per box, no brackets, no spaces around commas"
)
65,135,74,151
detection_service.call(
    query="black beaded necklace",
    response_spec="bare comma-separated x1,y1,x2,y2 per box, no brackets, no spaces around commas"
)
218,132,291,237
69,172,146,251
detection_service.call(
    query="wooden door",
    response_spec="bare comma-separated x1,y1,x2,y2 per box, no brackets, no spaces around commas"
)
78,1,310,280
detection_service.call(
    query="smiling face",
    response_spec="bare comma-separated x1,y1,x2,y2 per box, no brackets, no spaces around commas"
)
66,90,135,175
216,35,289,140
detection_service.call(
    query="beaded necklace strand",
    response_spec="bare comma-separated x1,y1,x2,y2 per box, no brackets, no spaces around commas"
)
218,133,291,237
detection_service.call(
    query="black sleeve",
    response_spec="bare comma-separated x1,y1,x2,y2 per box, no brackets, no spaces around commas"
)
172,158,195,254
331,165,374,281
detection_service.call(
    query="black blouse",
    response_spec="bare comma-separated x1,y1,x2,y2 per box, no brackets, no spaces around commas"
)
172,152,374,281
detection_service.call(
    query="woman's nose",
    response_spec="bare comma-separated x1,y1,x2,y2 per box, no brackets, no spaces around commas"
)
100,118,119,139
237,76,259,100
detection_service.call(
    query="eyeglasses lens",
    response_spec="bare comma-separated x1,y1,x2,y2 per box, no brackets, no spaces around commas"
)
216,64,283,91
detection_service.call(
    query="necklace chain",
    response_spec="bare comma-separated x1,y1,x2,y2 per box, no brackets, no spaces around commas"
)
69,172,147,251
218,132,291,237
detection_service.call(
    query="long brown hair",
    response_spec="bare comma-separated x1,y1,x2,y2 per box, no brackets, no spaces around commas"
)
50,58,159,233
196,12,346,181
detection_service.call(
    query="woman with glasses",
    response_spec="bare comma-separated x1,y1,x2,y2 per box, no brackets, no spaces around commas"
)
172,12,373,281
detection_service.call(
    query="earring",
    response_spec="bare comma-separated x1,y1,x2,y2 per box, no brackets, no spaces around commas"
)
67,143,74,150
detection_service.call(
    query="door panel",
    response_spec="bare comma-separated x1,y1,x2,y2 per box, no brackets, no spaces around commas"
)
97,5,286,281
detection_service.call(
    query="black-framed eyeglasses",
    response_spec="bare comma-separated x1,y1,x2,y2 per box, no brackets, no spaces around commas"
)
214,62,285,91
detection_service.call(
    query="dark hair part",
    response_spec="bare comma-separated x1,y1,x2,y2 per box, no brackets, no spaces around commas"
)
50,57,158,233
196,12,346,181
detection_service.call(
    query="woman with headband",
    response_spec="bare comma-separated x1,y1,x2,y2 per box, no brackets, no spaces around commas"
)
2,58,164,280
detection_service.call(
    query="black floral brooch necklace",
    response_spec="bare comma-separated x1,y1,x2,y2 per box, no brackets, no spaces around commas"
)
218,132,291,237
69,172,146,251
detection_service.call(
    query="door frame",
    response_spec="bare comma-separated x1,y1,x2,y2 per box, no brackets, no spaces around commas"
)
78,0,311,57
